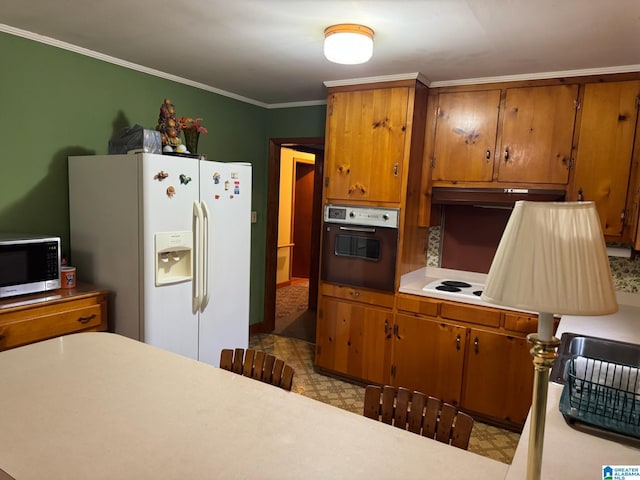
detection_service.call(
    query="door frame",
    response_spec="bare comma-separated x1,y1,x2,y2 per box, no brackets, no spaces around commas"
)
251,137,324,334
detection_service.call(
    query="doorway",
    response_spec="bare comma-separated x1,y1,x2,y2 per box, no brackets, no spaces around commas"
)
255,137,324,341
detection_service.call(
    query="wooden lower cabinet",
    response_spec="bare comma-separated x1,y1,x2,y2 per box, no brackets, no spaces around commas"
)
316,295,392,384
392,313,465,406
0,284,108,351
461,329,534,426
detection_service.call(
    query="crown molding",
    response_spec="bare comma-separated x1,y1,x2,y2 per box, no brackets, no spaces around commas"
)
0,24,273,108
428,65,640,88
324,72,430,88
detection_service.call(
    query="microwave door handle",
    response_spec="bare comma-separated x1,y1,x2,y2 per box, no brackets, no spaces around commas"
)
338,226,376,233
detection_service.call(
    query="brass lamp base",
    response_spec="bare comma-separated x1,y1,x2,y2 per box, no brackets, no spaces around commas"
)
526,332,562,480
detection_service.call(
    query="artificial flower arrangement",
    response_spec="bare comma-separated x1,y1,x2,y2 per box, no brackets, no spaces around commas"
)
178,117,208,134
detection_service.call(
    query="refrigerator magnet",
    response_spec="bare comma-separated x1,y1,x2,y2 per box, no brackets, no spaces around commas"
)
213,172,221,184
224,180,230,191
166,186,176,198
231,172,239,179
179,174,192,185
214,194,220,200
154,171,169,181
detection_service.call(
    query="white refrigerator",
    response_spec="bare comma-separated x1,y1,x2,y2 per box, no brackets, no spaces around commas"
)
68,153,251,366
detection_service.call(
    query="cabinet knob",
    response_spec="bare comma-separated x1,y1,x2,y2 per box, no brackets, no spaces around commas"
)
485,149,491,161
349,290,361,298
577,188,584,202
456,334,461,351
393,163,399,176
504,147,510,162
474,336,479,353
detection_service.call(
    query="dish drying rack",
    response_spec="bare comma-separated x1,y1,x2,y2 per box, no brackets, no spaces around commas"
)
559,354,640,440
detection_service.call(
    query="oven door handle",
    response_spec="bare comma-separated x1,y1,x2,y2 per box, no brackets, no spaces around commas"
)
339,226,376,233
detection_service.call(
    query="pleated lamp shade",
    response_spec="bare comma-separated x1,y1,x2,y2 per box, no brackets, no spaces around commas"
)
481,201,618,317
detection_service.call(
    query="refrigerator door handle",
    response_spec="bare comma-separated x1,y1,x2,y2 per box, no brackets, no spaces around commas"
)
192,200,204,313
200,200,210,311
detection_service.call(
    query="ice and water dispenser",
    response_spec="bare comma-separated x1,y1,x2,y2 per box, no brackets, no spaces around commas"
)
154,231,192,286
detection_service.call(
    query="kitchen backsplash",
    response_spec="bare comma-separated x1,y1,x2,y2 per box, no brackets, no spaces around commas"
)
426,226,640,293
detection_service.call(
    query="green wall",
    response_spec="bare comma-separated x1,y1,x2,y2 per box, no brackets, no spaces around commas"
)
0,31,325,326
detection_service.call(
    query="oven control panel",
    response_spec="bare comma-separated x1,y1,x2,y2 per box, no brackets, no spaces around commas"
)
324,204,399,228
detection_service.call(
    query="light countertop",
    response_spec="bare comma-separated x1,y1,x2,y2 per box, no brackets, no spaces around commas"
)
0,332,508,480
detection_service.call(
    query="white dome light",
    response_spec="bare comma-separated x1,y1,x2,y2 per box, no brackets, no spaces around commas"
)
324,24,374,65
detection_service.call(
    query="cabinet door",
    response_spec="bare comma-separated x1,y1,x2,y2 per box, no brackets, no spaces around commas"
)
325,87,409,203
392,313,466,406
462,329,533,426
572,80,640,237
432,90,500,182
315,296,391,384
498,84,578,184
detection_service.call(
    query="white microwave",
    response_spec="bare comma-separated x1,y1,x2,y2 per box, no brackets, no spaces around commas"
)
0,234,61,299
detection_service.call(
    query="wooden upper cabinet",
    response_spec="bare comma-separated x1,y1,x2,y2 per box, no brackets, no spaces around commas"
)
431,84,578,185
571,80,640,237
497,84,579,184
432,90,500,182
325,87,409,203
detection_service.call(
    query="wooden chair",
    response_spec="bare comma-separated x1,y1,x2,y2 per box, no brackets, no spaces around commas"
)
219,348,295,391
363,385,474,450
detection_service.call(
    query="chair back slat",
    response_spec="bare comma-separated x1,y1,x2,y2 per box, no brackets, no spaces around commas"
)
380,386,396,425
220,349,234,371
272,358,285,386
450,411,474,450
263,355,276,384
363,385,382,420
394,387,411,430
423,396,441,438
280,365,294,391
436,403,456,444
362,385,473,451
252,351,266,381
219,347,294,392
232,348,244,374
407,391,426,434
242,349,255,377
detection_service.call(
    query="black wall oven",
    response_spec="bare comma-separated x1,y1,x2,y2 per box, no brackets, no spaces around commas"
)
321,204,399,292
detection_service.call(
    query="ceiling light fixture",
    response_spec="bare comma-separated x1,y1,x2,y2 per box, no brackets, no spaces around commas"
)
324,24,374,65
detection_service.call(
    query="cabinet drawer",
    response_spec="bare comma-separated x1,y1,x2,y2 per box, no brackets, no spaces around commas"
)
396,294,440,317
503,312,538,335
320,283,394,308
0,304,103,350
440,302,501,328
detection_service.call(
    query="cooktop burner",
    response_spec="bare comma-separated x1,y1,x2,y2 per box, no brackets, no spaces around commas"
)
423,279,485,299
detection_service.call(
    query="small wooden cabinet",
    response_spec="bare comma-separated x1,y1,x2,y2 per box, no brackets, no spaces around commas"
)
461,329,534,425
0,284,108,351
315,284,393,384
325,86,410,203
570,80,640,239
392,293,541,429
432,89,501,182
393,312,466,406
431,84,578,186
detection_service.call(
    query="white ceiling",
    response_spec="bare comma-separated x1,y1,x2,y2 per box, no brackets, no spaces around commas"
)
2,0,639,107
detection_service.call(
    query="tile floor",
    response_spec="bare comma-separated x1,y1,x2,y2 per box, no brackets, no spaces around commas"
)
249,332,521,464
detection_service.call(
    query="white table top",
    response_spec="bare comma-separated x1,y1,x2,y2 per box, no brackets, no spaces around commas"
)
0,333,508,480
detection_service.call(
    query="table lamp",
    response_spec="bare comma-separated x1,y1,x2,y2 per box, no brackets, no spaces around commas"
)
481,201,618,480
